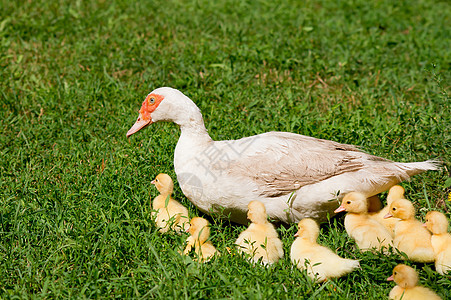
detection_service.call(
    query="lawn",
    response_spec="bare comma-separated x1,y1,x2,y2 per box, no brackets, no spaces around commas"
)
0,0,450,298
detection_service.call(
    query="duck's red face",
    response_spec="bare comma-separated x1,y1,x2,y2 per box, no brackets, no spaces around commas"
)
126,93,164,137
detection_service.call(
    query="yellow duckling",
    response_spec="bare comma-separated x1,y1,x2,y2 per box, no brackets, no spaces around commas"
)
424,211,451,275
151,173,190,234
387,264,442,300
182,217,218,262
290,218,360,282
371,185,405,236
334,192,393,252
384,199,434,262
235,201,284,265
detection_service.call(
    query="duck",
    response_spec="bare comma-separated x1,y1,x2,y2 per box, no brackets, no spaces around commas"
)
126,87,439,224
182,217,218,262
424,211,451,275
384,199,434,262
371,185,406,236
334,192,393,252
235,201,284,265
387,264,442,300
151,173,190,234
290,218,360,282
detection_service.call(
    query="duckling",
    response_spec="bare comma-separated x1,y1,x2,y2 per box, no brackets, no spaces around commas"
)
334,192,393,252
182,217,218,262
386,185,407,204
424,211,451,275
371,185,406,236
235,201,284,265
290,218,360,282
151,173,190,234
387,264,442,300
384,199,434,262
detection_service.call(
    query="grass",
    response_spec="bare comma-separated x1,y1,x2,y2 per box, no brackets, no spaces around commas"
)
0,0,450,298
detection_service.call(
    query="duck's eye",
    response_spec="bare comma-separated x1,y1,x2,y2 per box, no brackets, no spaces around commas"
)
392,208,396,211
156,179,159,182
149,97,156,104
346,201,351,204
394,272,397,275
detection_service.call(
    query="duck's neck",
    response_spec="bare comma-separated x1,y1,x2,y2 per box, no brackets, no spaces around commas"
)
173,97,213,175
178,113,213,144
433,232,448,237
169,95,212,144
350,212,367,217
252,220,270,228
299,235,316,244
174,108,213,170
194,233,207,246
153,194,170,208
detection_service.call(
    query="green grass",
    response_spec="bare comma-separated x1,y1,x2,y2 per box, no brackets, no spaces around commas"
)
1,0,450,298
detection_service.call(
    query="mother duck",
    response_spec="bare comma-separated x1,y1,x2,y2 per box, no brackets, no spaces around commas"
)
126,87,438,224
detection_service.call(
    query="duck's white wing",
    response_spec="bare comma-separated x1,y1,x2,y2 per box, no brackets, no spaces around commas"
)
215,131,385,197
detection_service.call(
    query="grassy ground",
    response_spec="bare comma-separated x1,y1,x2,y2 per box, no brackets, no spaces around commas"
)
1,0,450,298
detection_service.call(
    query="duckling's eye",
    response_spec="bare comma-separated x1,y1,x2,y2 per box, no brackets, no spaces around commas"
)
149,97,156,104
156,179,159,182
392,208,396,211
394,272,397,275
346,201,351,204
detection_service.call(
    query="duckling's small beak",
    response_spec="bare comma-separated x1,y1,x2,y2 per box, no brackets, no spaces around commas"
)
334,205,346,213
126,114,152,137
185,226,190,233
386,275,394,281
422,223,427,228
384,213,393,219
151,179,156,185
294,232,299,237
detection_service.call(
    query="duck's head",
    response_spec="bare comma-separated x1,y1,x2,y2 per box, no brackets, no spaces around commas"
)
384,199,415,220
126,87,201,137
294,218,319,242
387,185,405,205
334,192,368,214
188,217,210,243
387,264,418,288
151,173,173,195
424,211,448,234
247,201,268,224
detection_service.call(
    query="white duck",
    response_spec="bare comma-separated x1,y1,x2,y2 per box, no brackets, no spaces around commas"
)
126,87,439,224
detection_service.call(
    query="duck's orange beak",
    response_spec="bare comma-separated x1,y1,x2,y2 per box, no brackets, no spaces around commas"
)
126,113,152,137
386,275,394,281
334,205,346,213
384,213,393,219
